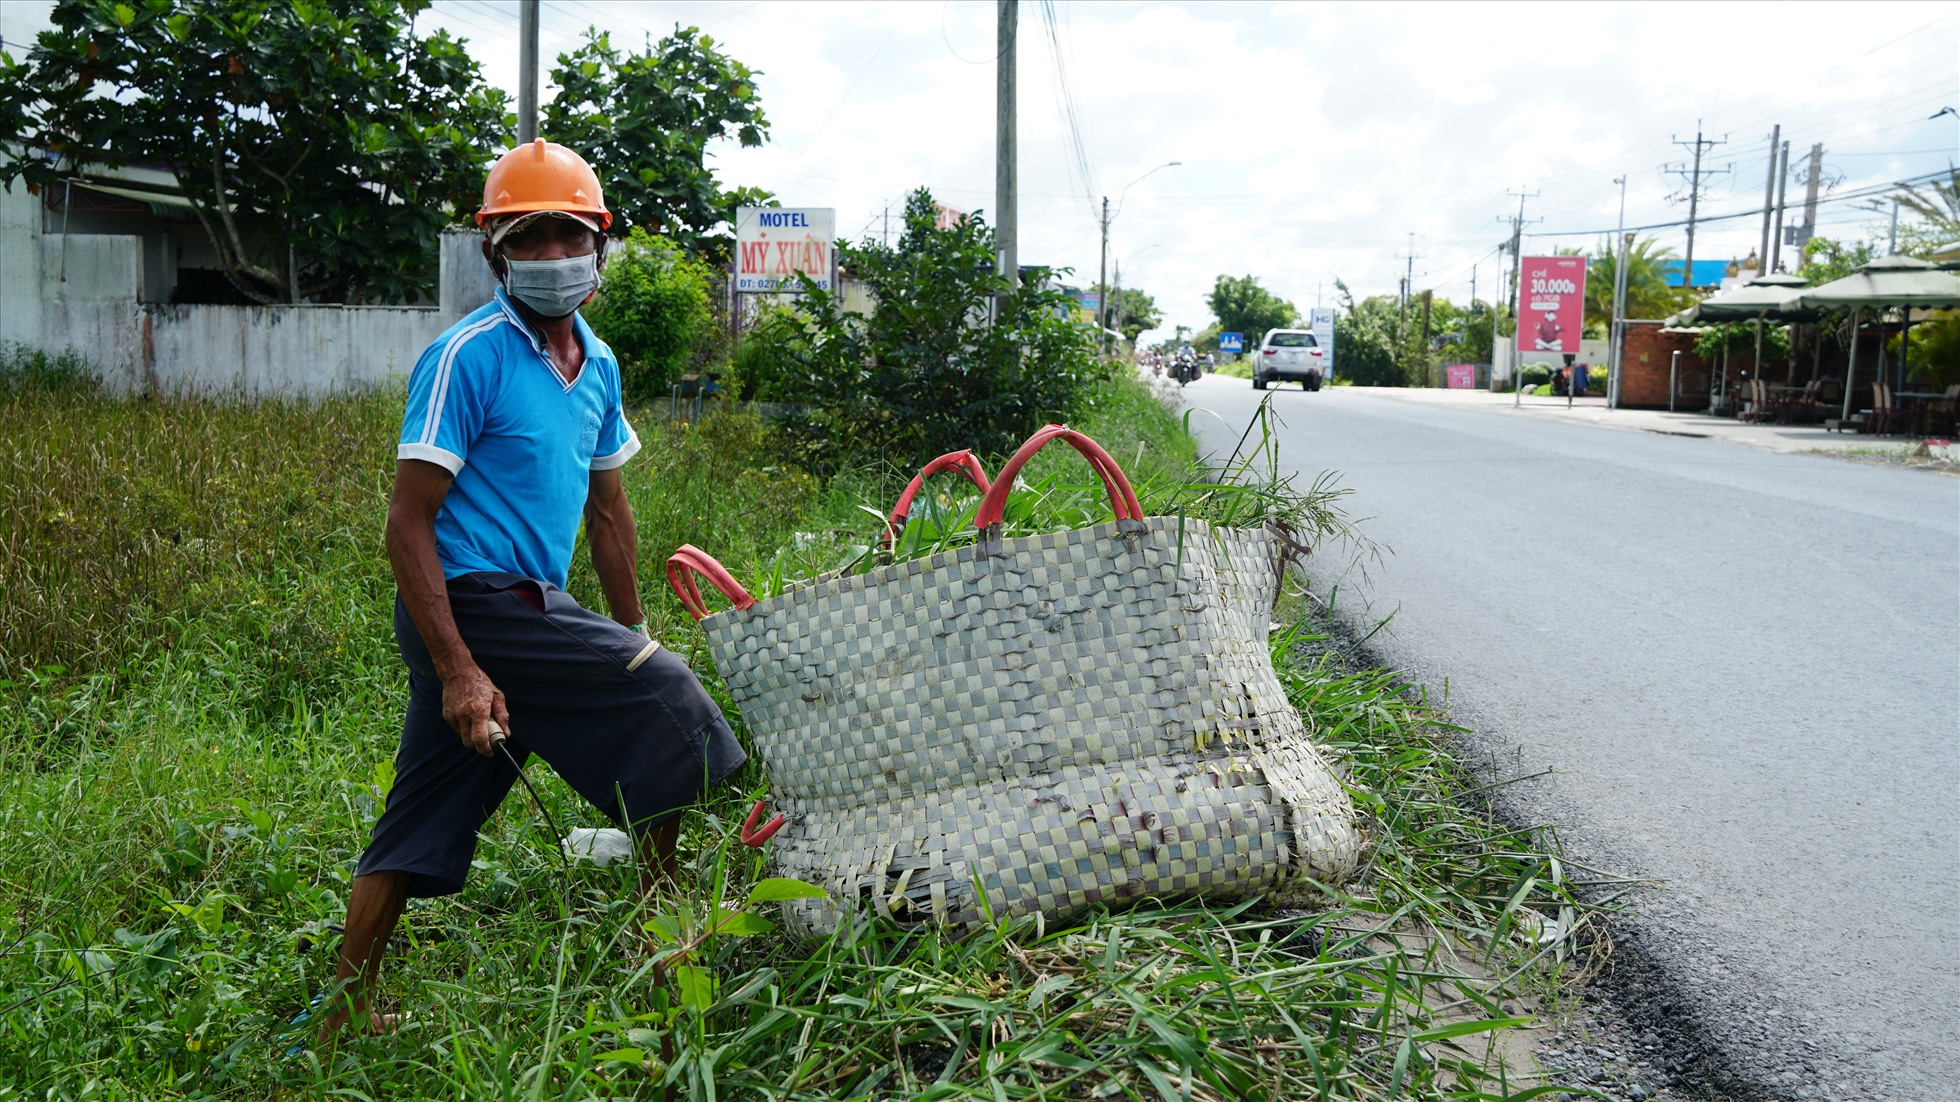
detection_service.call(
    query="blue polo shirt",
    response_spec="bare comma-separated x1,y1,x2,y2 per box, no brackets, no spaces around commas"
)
397,288,639,589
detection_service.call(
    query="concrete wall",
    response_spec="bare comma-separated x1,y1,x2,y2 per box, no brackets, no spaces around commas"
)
2,173,500,398
1619,323,1711,409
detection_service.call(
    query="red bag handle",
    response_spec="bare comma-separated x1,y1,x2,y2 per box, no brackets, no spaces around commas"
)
972,425,1143,530
884,449,992,547
665,544,757,621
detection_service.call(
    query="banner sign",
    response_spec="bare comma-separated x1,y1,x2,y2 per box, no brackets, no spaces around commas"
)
1445,364,1475,389
1517,256,1585,354
932,203,968,230
1219,332,1243,353
1308,307,1336,377
735,207,835,292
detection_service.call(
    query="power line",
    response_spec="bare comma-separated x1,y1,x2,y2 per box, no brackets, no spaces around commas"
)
1036,0,1099,226
1523,169,1947,238
1663,123,1730,287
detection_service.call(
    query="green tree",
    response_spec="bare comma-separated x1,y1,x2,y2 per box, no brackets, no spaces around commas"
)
1583,236,1693,325
582,228,717,401
0,0,507,304
544,27,769,258
1094,285,1161,343
1800,236,1878,285
1330,279,1409,387
1889,167,1952,231
749,189,1108,468
1206,274,1297,346
1436,299,1496,368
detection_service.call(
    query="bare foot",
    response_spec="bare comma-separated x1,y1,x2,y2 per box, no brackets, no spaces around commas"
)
315,1005,402,1043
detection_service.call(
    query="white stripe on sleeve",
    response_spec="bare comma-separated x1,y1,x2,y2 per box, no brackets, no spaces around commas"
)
589,428,641,471
398,442,465,474
419,316,505,447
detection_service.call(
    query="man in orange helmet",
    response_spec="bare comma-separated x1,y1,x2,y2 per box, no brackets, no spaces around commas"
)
319,140,745,1036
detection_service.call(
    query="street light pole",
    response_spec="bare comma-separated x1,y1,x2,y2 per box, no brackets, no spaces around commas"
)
1610,175,1629,409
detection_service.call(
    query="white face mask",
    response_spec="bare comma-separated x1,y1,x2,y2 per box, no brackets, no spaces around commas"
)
502,253,601,318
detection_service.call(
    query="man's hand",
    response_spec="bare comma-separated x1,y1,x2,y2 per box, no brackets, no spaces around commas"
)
441,664,511,756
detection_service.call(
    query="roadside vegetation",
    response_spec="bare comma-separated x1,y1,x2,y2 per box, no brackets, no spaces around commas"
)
0,337,1605,1099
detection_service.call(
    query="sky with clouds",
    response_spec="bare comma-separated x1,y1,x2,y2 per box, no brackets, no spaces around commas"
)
7,1,1955,339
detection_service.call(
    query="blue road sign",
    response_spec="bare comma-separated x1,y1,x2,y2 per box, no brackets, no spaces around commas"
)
1219,332,1244,353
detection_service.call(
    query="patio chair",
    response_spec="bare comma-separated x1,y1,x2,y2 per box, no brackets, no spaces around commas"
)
1869,381,1902,436
1743,378,1779,423
1929,384,1960,437
1786,379,1823,424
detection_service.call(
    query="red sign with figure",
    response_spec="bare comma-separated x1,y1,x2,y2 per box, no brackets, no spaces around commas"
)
1517,256,1586,354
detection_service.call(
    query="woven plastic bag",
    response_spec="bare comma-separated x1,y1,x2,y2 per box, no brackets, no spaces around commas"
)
667,426,1362,935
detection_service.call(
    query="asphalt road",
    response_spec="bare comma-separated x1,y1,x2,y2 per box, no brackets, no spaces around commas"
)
1184,376,1960,1101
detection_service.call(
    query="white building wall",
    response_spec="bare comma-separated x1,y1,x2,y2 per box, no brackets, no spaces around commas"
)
1,168,500,398
0,182,44,348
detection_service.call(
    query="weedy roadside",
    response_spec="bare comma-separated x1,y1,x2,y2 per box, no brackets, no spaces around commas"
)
1,355,1600,1099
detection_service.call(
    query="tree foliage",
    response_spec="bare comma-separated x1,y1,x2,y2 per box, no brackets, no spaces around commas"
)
1800,236,1878,285
544,27,769,258
746,189,1109,468
1206,274,1297,346
1584,235,1693,325
582,228,718,401
1095,285,1161,343
1330,280,1413,387
0,0,506,304
1893,168,1959,232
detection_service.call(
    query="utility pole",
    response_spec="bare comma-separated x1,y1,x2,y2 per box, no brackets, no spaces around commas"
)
1888,197,1900,255
1769,141,1790,272
1098,196,1110,351
1418,289,1433,386
1500,189,1539,406
1609,175,1630,409
1664,122,1729,288
1757,124,1780,278
517,0,539,144
1797,143,1824,270
1395,231,1420,339
996,0,1017,290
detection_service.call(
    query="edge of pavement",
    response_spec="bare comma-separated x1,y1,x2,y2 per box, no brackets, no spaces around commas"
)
1322,385,1959,462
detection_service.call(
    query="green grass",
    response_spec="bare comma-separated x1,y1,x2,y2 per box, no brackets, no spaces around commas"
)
1211,359,1254,380
0,358,1595,1100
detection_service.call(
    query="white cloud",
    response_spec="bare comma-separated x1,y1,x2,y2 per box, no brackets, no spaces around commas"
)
409,1,1960,338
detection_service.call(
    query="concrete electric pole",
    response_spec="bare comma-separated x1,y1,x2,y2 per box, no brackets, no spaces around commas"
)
1500,189,1539,407
518,0,539,144
1757,124,1780,277
1797,143,1824,270
1098,196,1109,346
1665,123,1729,288
1769,141,1790,272
996,0,1017,290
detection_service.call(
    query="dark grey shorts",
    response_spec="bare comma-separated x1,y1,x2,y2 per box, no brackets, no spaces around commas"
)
356,571,746,897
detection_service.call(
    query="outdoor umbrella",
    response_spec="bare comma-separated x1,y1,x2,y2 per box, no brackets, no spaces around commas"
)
1665,273,1817,403
1665,272,1814,325
1795,256,1960,422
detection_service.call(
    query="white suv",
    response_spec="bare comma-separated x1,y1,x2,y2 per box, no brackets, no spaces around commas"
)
1252,329,1326,391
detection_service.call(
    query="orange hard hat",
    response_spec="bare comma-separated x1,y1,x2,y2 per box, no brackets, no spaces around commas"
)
476,139,612,230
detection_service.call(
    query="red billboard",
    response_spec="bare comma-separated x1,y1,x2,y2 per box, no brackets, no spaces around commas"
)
1517,256,1586,354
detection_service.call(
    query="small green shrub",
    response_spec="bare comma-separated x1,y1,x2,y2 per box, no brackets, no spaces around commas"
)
0,343,97,397
1518,363,1552,387
744,189,1112,470
585,228,718,402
